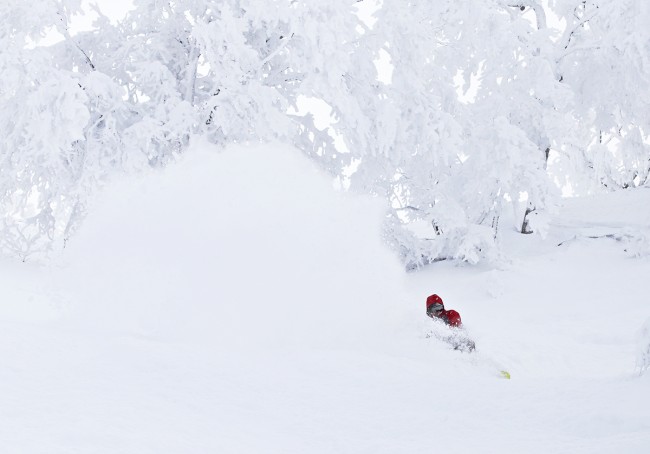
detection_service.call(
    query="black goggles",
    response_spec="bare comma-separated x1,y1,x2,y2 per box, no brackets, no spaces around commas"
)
427,303,444,313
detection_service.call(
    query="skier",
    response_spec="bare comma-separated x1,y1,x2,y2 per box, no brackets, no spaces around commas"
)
426,294,462,327
426,293,475,352
426,295,508,374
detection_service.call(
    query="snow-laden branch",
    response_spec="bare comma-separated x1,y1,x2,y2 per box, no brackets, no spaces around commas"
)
56,12,95,71
259,33,294,69
501,0,547,30
559,8,600,50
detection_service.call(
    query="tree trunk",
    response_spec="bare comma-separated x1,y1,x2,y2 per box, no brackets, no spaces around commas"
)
521,202,535,234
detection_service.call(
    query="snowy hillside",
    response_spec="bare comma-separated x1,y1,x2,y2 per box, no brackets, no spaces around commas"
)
1,143,649,453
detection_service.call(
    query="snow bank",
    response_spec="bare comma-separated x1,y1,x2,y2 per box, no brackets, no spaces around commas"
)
553,187,650,257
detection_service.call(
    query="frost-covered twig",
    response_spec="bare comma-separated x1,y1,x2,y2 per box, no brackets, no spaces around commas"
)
56,12,96,71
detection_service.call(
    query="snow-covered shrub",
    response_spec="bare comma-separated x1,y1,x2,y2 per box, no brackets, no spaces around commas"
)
383,202,501,270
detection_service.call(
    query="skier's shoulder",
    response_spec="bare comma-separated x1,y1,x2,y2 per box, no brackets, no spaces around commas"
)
444,309,462,327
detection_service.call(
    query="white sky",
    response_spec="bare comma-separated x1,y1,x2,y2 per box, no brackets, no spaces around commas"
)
36,0,134,45
74,0,135,29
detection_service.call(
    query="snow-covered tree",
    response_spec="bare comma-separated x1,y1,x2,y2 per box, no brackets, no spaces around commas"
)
551,0,650,191
343,1,569,266
1,0,378,260
347,0,648,267
0,0,93,260
2,0,649,266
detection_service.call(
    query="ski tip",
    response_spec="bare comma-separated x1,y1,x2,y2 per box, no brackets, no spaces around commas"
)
499,370,511,380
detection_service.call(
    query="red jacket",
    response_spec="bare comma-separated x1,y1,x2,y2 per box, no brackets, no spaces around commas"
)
434,309,462,328
426,294,462,328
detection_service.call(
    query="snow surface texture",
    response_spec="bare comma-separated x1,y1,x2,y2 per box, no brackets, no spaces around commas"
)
1,142,649,453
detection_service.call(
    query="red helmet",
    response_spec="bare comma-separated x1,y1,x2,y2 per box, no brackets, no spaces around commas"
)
426,294,444,312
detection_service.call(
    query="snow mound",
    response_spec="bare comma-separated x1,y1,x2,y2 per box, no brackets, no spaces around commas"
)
60,141,404,349
553,188,650,257
638,318,650,375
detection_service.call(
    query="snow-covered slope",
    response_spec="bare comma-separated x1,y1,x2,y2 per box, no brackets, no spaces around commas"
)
1,143,649,453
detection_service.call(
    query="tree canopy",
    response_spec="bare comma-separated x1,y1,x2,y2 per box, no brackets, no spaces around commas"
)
1,0,648,264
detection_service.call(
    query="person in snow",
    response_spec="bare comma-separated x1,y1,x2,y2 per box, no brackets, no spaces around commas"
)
426,293,475,352
426,294,462,328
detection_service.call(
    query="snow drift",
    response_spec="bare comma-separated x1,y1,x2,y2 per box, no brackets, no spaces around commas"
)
58,141,405,348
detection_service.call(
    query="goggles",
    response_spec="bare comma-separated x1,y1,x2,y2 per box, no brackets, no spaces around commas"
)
427,303,444,313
